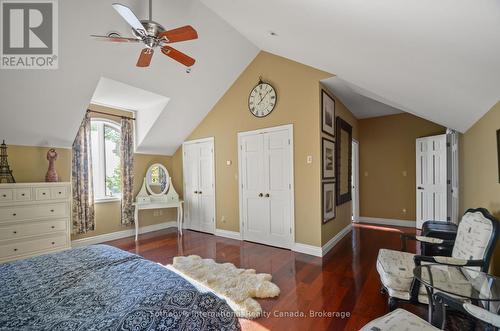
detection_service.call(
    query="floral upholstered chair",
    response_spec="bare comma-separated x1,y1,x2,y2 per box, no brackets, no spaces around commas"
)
376,208,499,310
360,292,500,331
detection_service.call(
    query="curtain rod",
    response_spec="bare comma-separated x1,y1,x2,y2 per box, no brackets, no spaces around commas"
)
86,109,135,120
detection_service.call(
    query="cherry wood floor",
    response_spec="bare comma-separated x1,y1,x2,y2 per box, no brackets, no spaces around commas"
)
106,223,420,331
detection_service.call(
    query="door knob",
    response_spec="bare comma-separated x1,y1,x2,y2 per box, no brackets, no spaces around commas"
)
258,193,263,197
265,193,270,198
194,191,198,194
198,191,202,194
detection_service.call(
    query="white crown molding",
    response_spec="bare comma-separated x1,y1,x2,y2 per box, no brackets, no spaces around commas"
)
71,221,177,247
214,229,242,240
357,217,415,228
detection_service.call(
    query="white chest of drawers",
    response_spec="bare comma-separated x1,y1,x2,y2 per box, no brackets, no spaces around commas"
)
0,182,71,263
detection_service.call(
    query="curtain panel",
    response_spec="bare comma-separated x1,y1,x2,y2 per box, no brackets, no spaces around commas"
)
72,113,95,234
120,117,135,225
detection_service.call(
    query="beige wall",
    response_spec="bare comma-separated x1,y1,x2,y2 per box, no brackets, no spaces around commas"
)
173,51,340,246
4,106,177,240
460,101,500,275
73,153,176,240
320,88,359,245
358,113,445,221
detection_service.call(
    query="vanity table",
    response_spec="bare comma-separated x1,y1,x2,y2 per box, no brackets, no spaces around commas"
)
134,163,184,241
133,200,183,241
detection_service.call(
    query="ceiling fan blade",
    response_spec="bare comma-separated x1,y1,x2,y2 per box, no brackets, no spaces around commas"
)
159,25,198,43
161,46,195,67
112,3,146,36
90,35,141,43
137,48,154,67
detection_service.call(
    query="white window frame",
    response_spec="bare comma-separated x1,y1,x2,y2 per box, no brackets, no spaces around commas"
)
91,118,122,203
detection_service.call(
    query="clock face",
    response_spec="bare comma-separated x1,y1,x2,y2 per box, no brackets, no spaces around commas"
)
248,83,277,118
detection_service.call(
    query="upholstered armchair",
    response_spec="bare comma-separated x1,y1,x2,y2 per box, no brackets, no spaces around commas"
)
361,292,500,331
376,208,499,310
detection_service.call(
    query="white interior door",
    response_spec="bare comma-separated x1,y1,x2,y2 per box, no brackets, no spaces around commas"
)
239,125,294,249
352,140,359,222
182,138,215,234
416,134,447,229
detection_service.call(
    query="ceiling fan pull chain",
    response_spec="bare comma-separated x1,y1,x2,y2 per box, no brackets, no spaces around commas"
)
149,0,152,21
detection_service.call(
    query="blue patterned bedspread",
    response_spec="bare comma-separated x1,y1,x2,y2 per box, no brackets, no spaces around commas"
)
0,245,240,331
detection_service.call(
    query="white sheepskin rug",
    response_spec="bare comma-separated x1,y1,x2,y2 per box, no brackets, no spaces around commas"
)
167,255,280,319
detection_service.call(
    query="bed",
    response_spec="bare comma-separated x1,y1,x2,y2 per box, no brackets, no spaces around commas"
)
0,245,240,330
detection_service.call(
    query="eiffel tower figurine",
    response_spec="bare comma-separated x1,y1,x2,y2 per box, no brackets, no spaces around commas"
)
0,140,15,183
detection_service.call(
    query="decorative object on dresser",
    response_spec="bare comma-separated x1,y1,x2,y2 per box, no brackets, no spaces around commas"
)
321,90,335,137
335,116,353,205
0,140,15,183
45,149,59,182
0,182,71,263
134,163,183,240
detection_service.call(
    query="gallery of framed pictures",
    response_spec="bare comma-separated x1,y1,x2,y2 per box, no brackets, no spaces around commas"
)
321,89,336,224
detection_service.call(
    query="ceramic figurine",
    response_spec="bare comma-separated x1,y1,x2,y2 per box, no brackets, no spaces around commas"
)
45,149,59,182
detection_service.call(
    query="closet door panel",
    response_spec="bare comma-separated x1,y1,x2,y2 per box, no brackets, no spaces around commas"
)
265,130,292,248
198,141,215,233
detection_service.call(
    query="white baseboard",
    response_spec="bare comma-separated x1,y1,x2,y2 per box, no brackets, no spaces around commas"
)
71,221,177,247
292,224,353,257
214,229,242,240
292,243,323,257
322,224,352,256
357,217,416,228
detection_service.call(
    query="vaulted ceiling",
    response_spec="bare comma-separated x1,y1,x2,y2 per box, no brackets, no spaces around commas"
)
0,0,258,154
201,0,500,132
1,0,498,155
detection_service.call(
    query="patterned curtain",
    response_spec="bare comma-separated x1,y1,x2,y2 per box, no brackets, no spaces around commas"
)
121,117,135,225
72,113,95,234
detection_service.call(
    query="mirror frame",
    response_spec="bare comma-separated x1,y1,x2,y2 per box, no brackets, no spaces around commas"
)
335,116,352,205
145,163,170,196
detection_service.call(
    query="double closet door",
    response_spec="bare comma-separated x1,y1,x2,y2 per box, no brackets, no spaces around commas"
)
238,125,294,249
183,138,215,234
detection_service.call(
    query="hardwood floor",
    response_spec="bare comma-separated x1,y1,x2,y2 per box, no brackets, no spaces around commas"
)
106,223,419,331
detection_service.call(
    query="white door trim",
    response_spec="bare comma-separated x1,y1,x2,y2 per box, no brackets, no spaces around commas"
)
237,124,295,248
352,139,360,222
182,137,216,234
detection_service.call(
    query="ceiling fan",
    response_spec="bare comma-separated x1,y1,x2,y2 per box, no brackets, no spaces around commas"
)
91,0,198,68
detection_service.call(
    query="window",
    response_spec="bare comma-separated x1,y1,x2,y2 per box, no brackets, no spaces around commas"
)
91,119,121,201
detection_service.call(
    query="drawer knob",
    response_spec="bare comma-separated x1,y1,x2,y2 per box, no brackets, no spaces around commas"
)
13,231,17,234
12,213,16,216
42,192,46,195
50,209,55,212
2,194,6,198
13,248,17,252
59,192,62,194
21,193,25,196
51,226,55,229
51,242,55,245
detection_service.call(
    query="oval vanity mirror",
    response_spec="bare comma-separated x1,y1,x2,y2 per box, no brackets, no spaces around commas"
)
146,163,170,196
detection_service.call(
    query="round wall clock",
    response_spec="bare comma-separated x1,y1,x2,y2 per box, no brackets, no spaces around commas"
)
248,80,277,118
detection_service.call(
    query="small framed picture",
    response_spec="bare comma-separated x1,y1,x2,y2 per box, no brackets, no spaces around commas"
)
322,137,335,180
322,181,336,223
321,90,335,137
